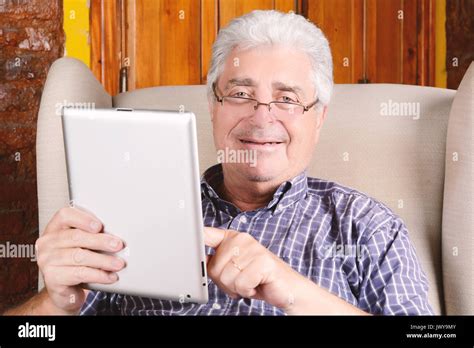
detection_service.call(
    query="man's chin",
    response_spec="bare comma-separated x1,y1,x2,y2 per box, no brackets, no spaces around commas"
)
231,163,280,183
246,174,275,182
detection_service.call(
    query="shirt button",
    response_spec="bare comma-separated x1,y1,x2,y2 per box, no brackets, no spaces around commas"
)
212,303,221,310
239,215,248,224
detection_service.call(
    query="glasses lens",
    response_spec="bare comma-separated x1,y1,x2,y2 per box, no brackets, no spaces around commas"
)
222,97,256,117
220,98,304,117
272,102,304,116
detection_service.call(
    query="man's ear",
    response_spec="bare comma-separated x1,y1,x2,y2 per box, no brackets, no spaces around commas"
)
316,105,328,130
208,98,215,122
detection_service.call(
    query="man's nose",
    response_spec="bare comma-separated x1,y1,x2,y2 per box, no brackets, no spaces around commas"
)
248,101,276,126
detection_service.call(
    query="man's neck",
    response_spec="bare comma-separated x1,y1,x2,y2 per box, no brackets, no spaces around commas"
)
218,178,275,211
217,168,293,212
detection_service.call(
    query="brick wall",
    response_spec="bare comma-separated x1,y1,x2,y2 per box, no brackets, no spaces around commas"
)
0,0,64,313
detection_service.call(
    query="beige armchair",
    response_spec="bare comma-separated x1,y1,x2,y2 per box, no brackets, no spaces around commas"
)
36,57,473,315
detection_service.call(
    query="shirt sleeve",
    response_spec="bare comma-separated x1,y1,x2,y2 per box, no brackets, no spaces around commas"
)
357,216,434,315
80,290,123,315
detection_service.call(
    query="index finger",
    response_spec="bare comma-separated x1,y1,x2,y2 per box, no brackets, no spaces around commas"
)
46,207,103,235
203,227,230,249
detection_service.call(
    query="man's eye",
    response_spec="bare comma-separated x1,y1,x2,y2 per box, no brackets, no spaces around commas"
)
232,91,250,98
281,95,298,103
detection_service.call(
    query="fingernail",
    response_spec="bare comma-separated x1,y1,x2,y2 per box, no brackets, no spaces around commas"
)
90,220,101,231
109,273,118,281
109,238,120,250
112,258,124,269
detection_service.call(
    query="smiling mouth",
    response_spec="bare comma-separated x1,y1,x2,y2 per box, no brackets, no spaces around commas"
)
239,139,283,145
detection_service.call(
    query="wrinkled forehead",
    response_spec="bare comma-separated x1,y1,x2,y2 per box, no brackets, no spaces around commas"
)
216,44,315,97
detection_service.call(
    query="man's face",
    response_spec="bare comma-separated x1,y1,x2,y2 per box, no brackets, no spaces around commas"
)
210,45,327,184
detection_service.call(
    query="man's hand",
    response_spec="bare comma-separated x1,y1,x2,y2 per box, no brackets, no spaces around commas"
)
204,227,369,315
34,207,126,314
204,226,305,311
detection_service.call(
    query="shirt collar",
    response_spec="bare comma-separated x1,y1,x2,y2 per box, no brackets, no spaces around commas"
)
201,164,308,215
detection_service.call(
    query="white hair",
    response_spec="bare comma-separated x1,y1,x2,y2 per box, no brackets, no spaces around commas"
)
206,10,333,107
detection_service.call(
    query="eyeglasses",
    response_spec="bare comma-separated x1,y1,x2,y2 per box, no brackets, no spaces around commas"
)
213,84,318,118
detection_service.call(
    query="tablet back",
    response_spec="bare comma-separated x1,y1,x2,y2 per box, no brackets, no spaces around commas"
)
61,107,208,304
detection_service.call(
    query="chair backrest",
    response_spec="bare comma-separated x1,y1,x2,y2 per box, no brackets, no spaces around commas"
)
37,57,473,314
441,63,473,315
113,81,455,314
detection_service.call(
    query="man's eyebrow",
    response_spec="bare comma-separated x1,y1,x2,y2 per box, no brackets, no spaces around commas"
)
223,77,257,92
272,81,306,99
222,78,307,99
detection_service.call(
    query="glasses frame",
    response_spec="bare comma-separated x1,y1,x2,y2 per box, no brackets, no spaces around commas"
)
212,83,319,115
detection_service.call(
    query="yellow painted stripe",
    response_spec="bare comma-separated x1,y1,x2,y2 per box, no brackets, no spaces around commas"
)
63,0,90,67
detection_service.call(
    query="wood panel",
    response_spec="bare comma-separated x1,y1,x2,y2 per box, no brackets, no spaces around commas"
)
90,0,101,81
201,0,217,84
219,0,274,28
367,0,403,83
127,0,201,89
403,0,418,85
305,0,364,84
200,0,297,84
417,0,435,86
446,0,474,89
274,0,298,13
366,0,434,85
90,0,121,95
90,0,437,91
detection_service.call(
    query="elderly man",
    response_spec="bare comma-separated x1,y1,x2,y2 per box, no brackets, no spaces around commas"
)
5,10,432,316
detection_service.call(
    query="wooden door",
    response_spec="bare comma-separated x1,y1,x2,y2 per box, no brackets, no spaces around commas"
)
90,0,435,95
91,0,302,94
304,0,434,85
305,0,364,84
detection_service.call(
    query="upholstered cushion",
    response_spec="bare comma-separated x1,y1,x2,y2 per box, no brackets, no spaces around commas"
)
36,57,469,314
36,57,112,289
114,83,456,314
442,62,474,315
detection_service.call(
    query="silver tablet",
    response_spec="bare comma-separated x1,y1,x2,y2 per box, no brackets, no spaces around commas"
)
61,107,209,304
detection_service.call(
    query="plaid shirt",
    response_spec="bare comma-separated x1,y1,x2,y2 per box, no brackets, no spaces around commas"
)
80,164,433,315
